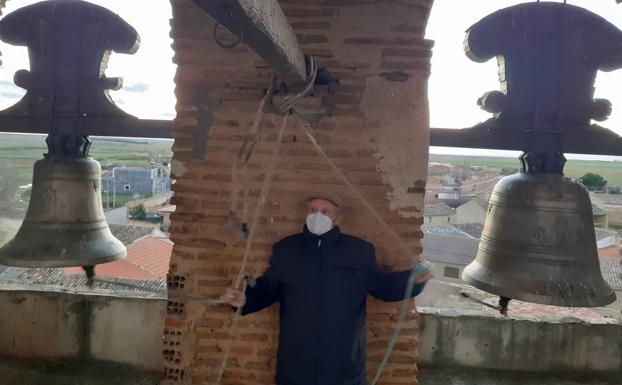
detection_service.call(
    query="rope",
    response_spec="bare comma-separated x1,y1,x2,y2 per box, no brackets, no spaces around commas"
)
213,114,289,385
292,113,422,385
234,114,288,288
280,57,317,115
228,76,276,238
210,56,317,385
110,55,412,385
92,54,416,385
292,113,419,261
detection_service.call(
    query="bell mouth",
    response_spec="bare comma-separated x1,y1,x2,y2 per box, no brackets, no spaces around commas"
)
462,261,616,308
0,156,127,268
0,226,127,268
461,172,616,308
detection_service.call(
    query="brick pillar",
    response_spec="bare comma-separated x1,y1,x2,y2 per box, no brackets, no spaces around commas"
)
164,0,433,384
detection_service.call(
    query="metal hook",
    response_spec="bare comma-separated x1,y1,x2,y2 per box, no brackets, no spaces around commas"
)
213,8,244,49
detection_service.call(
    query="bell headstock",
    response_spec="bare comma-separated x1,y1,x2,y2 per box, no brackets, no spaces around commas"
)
431,2,622,157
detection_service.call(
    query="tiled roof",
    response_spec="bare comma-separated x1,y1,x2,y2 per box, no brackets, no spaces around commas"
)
125,235,173,277
595,228,617,243
424,281,611,323
598,245,621,259
109,224,153,245
594,192,622,206
460,175,502,194
0,266,166,298
592,204,608,216
422,233,479,265
453,223,484,239
423,202,454,216
65,235,173,281
64,260,159,281
425,181,442,191
599,257,622,290
422,226,474,238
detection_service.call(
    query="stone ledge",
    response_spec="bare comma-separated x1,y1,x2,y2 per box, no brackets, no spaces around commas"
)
418,366,620,385
0,358,160,385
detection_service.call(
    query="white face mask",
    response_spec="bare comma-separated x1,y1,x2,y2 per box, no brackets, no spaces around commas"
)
306,212,334,236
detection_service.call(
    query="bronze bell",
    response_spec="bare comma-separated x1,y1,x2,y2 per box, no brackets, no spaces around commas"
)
0,156,126,267
462,167,615,307
0,1,144,269
448,3,622,308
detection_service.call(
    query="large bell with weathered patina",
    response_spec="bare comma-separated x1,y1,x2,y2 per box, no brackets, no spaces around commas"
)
451,2,620,308
0,156,126,267
462,169,615,307
0,1,142,269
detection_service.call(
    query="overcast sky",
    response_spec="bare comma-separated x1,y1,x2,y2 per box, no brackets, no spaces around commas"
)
0,0,621,162
0,0,176,120
426,0,622,161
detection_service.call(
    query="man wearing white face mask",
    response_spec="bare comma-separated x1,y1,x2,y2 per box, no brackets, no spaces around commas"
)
220,193,432,385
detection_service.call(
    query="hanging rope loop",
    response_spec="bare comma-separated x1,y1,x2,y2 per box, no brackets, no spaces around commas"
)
166,53,420,385
279,56,318,114
213,8,244,49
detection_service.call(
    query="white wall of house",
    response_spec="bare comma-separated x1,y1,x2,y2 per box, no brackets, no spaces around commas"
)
593,214,609,229
427,262,465,283
424,214,456,226
455,199,487,225
605,206,622,226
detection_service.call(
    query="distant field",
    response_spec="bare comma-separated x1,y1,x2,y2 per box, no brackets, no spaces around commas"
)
0,134,173,185
1,134,619,186
430,154,622,185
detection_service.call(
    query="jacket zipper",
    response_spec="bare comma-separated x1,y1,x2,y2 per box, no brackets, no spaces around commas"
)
314,236,322,385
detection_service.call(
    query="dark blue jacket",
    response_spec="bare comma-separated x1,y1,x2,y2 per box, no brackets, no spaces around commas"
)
242,226,426,385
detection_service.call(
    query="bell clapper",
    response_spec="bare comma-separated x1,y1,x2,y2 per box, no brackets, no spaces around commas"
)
460,291,502,312
82,265,96,287
459,292,512,316
498,296,511,316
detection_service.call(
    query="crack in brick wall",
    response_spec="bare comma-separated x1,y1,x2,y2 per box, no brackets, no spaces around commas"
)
165,0,434,383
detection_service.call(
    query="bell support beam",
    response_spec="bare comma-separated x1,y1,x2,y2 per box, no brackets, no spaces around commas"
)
430,124,622,156
0,116,172,139
192,0,308,89
0,0,173,148
433,2,622,158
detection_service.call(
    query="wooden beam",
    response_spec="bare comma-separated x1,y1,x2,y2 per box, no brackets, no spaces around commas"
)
192,0,308,89
0,116,172,139
429,125,622,156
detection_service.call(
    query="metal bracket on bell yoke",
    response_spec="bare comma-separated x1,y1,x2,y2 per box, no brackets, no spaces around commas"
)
430,2,622,157
0,0,171,143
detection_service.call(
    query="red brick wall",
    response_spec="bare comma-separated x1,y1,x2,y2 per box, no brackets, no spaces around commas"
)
164,0,433,383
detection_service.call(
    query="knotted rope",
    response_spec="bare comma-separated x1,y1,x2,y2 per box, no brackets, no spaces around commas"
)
153,54,418,385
